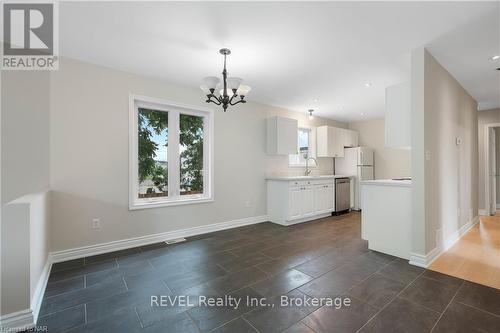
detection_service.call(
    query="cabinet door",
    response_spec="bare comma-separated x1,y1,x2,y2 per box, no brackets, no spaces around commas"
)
325,184,334,211
316,126,329,157
302,186,315,216
333,128,345,158
314,185,325,212
267,116,298,155
344,130,358,148
288,187,303,220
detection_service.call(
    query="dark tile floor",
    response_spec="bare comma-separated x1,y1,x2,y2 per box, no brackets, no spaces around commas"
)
37,213,500,332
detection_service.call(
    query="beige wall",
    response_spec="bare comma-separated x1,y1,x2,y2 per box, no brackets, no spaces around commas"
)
477,108,500,211
411,48,479,256
49,58,345,251
348,118,411,179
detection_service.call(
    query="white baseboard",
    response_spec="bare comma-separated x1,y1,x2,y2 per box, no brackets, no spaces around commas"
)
479,209,487,216
409,216,479,269
0,309,34,332
497,204,500,209
31,258,52,323
1,258,52,331
271,212,332,226
50,215,269,263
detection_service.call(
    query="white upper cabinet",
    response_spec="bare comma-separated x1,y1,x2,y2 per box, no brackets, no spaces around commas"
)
342,128,359,148
317,126,358,158
267,116,298,155
385,82,411,149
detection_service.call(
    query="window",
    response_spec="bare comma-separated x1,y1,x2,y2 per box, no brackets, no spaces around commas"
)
289,127,317,166
130,95,213,209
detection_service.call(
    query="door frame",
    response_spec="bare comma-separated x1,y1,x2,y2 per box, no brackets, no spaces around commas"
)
484,123,500,215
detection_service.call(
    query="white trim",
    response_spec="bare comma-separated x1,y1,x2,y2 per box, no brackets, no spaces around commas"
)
409,252,431,268
497,203,500,209
484,123,500,216
128,94,215,210
409,216,479,268
50,215,268,263
442,216,479,252
271,212,332,226
479,209,488,216
31,258,52,324
0,309,34,332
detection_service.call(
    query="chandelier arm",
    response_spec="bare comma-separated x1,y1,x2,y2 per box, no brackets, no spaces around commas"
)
206,95,222,105
229,98,246,106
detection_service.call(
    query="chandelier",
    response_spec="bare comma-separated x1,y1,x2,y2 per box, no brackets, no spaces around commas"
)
200,48,251,112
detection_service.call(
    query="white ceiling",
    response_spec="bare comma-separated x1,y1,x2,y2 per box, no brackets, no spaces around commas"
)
57,1,499,121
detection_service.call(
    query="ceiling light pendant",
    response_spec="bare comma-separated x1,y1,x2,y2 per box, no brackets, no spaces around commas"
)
200,48,251,112
491,55,499,60
308,109,314,120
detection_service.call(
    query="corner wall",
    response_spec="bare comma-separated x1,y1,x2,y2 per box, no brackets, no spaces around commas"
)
411,48,479,262
1,72,51,329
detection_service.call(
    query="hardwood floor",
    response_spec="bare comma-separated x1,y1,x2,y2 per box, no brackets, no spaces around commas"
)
37,212,500,332
430,211,500,290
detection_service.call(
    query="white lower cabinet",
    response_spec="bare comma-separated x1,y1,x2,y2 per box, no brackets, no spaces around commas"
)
268,179,335,225
313,183,334,213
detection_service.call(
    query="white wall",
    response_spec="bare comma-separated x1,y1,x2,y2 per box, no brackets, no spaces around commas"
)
477,108,500,211
411,48,479,257
49,58,345,252
348,118,411,179
1,72,50,204
1,72,51,324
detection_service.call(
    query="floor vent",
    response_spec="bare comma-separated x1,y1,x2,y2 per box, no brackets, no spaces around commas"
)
165,238,186,245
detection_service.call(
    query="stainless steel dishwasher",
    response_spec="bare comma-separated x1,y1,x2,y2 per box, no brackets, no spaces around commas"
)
334,177,351,214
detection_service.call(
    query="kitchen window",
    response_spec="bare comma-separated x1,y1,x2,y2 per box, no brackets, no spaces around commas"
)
129,95,213,209
289,127,317,166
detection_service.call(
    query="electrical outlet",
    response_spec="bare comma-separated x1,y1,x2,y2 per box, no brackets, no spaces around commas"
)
425,150,431,161
92,218,100,229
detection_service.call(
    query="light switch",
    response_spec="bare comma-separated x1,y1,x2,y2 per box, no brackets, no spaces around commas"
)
456,137,462,145
425,150,431,161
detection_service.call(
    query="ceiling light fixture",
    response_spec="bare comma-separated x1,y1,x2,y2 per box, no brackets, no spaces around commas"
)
200,48,251,112
360,112,365,116
365,82,372,88
308,109,314,120
491,55,499,60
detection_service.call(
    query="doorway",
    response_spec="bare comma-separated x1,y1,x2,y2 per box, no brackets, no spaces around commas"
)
485,124,500,216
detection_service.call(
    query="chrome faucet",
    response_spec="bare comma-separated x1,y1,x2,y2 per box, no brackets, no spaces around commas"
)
304,153,318,176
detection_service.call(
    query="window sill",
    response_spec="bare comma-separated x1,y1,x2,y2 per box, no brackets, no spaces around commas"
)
129,196,213,210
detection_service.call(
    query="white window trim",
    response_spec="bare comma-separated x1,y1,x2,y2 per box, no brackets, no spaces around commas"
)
289,126,317,167
129,94,214,210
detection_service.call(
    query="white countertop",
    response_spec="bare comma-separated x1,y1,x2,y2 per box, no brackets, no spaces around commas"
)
361,179,412,187
266,175,353,181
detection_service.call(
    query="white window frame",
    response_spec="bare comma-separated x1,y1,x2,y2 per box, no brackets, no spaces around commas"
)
289,127,317,167
129,94,214,210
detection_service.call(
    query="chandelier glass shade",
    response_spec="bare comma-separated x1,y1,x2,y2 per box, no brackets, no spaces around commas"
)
200,49,251,111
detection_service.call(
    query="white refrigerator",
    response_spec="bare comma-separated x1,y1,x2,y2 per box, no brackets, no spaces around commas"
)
335,147,374,210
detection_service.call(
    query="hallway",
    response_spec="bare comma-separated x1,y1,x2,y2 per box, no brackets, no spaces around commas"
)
430,212,500,290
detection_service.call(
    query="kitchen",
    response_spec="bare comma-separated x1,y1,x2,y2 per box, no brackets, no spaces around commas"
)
266,81,412,260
